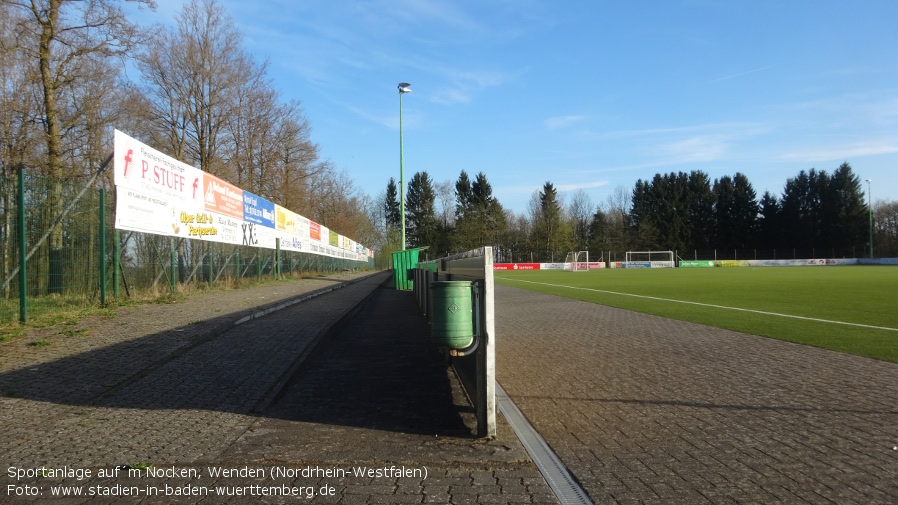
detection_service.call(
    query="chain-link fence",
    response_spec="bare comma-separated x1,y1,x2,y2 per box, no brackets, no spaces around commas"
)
0,172,373,326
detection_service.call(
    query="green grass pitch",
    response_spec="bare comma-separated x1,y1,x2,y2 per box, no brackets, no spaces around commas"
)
495,266,898,363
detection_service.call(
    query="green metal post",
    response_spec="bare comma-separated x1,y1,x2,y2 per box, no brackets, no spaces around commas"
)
236,247,241,283
867,179,873,258
208,244,213,287
399,88,406,251
17,168,27,323
114,229,121,299
170,238,177,293
99,188,106,305
275,238,281,280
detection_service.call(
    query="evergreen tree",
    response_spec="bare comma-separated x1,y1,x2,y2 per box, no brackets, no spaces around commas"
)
731,172,760,248
781,168,827,248
758,191,782,250
384,177,401,230
454,170,472,222
529,182,571,261
823,162,867,251
405,171,437,248
713,173,758,249
687,171,715,249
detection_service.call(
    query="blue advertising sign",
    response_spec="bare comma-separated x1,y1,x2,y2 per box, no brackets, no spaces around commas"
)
242,191,275,228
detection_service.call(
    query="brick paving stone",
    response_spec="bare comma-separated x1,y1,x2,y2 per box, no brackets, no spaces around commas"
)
1,272,556,504
495,283,898,505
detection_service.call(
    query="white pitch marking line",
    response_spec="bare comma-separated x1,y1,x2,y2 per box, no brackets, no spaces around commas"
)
502,278,898,332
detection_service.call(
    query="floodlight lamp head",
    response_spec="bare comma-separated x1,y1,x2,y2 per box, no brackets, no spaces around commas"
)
866,178,871,183
398,83,411,94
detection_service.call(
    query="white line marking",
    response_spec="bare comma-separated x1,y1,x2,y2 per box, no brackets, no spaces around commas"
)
501,278,898,332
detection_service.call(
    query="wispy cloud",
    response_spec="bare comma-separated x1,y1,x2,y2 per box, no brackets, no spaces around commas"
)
660,135,731,163
430,69,508,105
545,115,586,130
780,140,898,162
555,180,610,192
390,0,480,31
710,65,774,83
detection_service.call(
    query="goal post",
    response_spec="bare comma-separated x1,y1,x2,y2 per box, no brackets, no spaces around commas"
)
564,250,589,271
623,250,675,268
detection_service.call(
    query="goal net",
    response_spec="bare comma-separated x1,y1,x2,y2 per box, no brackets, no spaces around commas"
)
564,251,589,271
623,250,675,268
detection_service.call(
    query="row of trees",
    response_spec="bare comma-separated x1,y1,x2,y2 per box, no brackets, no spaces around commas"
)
629,163,869,254
379,162,894,263
1,0,376,291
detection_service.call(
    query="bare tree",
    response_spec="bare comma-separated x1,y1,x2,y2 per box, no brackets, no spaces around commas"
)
567,189,593,251
435,179,455,228
136,0,241,175
4,0,153,293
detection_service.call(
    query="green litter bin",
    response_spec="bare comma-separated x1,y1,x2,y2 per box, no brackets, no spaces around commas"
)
430,281,474,349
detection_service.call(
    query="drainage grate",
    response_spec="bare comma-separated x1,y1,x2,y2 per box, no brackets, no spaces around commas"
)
496,382,593,505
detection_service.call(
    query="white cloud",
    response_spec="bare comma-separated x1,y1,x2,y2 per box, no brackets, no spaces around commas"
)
660,135,731,163
545,115,586,130
429,69,507,105
780,140,898,162
555,180,610,192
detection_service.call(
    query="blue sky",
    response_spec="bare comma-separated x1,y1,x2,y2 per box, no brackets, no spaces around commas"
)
141,0,898,215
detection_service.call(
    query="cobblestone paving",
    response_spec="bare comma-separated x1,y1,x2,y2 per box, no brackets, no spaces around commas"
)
221,281,554,504
495,283,898,505
0,273,556,504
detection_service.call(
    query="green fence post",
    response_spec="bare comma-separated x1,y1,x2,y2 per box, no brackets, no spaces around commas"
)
99,188,107,305
275,238,281,280
170,238,177,293
208,243,214,287
17,168,27,323
236,247,241,283
114,229,121,299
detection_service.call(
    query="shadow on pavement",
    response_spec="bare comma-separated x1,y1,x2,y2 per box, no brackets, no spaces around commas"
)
264,284,473,437
0,274,471,437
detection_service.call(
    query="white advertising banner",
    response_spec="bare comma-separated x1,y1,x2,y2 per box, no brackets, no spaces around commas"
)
113,130,371,261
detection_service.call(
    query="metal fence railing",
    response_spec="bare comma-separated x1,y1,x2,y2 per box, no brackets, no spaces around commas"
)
0,172,373,326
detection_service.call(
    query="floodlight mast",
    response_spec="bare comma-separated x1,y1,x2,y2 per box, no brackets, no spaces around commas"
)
866,178,873,258
398,83,411,250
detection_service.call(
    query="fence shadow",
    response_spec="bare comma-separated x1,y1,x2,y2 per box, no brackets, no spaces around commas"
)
0,273,471,438
263,283,474,437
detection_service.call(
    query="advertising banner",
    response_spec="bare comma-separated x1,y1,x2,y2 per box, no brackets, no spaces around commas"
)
202,173,243,219
114,130,204,208
243,191,275,228
113,130,371,261
493,263,541,270
679,260,716,268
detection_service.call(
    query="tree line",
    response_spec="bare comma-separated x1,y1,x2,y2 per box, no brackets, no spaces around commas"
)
379,162,896,263
1,0,376,290
1,0,895,280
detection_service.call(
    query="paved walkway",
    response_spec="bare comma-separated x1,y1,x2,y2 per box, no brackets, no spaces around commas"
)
4,271,896,504
495,283,898,505
0,272,553,504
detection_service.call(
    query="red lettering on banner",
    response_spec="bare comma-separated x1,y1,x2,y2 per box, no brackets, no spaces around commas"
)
493,263,540,270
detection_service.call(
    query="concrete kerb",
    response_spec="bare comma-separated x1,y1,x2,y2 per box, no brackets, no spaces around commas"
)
252,271,391,413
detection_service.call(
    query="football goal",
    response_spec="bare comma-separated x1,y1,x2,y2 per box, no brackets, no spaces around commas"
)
624,250,675,268
564,250,589,271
